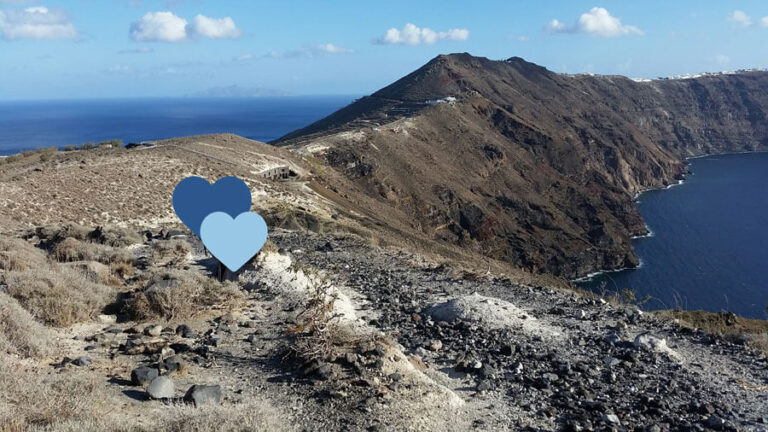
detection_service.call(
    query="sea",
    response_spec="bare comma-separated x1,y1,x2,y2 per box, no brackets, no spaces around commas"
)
0,97,354,155
578,152,768,319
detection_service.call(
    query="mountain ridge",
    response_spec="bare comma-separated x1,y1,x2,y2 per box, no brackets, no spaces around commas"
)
276,53,768,278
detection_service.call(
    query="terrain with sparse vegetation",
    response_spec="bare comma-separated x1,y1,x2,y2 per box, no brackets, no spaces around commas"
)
1,55,768,431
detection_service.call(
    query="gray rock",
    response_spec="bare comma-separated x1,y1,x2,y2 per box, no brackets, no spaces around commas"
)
427,339,443,351
131,366,159,386
601,413,621,425
72,356,91,366
634,333,679,359
706,415,726,430
97,314,117,324
147,376,174,399
184,385,222,407
604,332,622,345
144,325,163,337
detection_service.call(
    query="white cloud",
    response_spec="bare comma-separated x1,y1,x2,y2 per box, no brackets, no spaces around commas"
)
234,53,253,61
0,6,77,40
546,7,643,38
545,19,568,33
728,10,752,28
129,11,241,42
188,14,240,39
266,43,354,59
315,43,353,54
376,23,469,45
130,11,187,42
728,10,768,28
118,46,154,54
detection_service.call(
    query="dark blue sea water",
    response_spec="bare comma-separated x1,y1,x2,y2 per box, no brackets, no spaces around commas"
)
0,97,353,155
578,152,768,319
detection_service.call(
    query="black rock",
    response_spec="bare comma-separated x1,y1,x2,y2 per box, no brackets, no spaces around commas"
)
500,344,516,356
176,324,194,338
169,343,192,353
131,366,159,386
184,384,222,407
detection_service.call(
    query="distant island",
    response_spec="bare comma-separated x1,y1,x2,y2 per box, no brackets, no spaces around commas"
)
185,85,291,98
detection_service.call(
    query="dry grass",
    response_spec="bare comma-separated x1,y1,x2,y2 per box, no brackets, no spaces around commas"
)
0,293,54,357
0,364,287,432
151,239,192,268
0,365,109,431
656,309,768,355
3,266,115,326
154,401,289,432
125,269,244,321
53,237,134,266
0,237,51,272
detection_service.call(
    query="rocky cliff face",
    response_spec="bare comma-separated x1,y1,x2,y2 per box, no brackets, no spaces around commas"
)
277,53,768,278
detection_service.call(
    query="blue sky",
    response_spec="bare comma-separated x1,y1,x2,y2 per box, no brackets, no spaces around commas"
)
2,1,768,100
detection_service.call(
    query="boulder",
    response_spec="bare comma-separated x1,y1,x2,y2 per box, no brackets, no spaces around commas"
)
183,385,222,407
633,333,680,359
131,366,159,386
147,376,174,399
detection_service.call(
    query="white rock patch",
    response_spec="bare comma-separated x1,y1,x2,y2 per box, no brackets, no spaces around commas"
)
428,293,561,338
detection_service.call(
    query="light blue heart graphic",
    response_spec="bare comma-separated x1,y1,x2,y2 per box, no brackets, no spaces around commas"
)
200,211,268,272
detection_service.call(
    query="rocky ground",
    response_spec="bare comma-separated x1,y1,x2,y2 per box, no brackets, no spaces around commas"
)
4,225,766,431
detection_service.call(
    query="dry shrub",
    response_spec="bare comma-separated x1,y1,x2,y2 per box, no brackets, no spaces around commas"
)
35,224,92,244
0,237,50,272
64,261,122,286
0,365,108,431
54,237,134,266
110,261,134,279
656,309,768,356
3,267,115,326
152,239,192,268
0,293,54,357
35,224,141,248
88,225,142,247
126,269,243,321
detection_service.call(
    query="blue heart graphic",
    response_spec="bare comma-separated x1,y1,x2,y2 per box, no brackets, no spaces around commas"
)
200,211,268,272
172,176,252,236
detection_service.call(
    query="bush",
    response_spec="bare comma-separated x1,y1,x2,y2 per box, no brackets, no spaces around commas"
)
152,239,192,268
62,145,77,151
35,223,92,244
79,142,96,150
53,237,134,265
3,266,115,326
0,237,50,272
125,269,244,321
0,293,54,357
87,225,142,247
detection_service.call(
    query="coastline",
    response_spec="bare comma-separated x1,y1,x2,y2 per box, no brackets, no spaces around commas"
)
580,149,768,285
